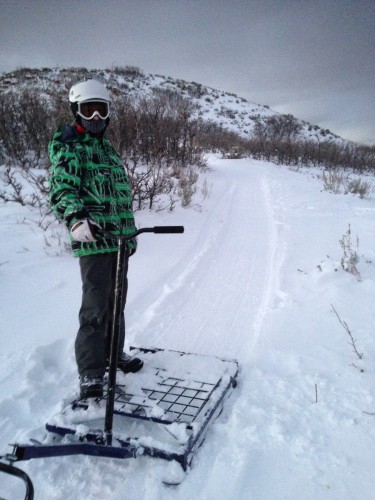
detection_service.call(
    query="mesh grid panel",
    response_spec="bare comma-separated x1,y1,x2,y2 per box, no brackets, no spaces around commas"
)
109,369,216,424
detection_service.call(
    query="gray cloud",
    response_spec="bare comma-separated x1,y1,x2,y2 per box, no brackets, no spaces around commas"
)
1,0,374,144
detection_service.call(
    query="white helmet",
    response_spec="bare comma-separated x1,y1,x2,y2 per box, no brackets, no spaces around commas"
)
69,79,111,131
69,78,111,105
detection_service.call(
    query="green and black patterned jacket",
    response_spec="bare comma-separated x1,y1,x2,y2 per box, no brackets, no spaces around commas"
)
49,125,137,257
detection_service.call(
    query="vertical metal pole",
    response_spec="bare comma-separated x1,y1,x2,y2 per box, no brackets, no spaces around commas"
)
104,238,129,445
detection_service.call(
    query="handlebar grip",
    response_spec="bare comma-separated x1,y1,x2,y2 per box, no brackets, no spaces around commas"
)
153,226,184,234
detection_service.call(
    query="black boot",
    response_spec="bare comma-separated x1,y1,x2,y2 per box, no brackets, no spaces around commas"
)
107,352,143,373
80,375,104,399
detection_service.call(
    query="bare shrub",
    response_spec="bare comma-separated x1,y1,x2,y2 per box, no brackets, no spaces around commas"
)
0,166,25,205
346,178,372,198
109,91,206,210
331,304,364,362
178,166,198,207
322,170,348,194
340,224,361,280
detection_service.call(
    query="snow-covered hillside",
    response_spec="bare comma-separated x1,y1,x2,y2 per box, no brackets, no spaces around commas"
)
1,156,375,499
0,66,342,144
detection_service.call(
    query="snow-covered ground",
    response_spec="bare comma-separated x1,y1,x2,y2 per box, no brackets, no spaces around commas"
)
1,157,375,499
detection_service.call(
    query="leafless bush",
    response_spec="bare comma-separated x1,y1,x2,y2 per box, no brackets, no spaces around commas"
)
0,90,53,170
111,65,144,78
177,166,198,206
322,170,371,198
339,224,361,280
109,91,206,209
196,121,248,157
201,178,212,200
347,178,372,198
248,117,375,172
0,165,50,208
322,170,349,194
331,304,364,361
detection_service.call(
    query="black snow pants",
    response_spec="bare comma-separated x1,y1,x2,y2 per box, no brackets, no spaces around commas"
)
75,252,128,377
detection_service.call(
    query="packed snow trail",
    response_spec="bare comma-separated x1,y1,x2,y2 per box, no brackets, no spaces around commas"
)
127,159,281,363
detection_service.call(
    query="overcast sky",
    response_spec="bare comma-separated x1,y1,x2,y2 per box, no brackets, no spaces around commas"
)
1,0,374,145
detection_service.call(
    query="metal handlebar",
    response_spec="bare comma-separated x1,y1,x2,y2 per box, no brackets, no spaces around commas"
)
0,461,34,500
97,226,184,241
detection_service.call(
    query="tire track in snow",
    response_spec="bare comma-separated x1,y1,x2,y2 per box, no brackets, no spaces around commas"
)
249,174,285,353
131,161,282,362
128,177,238,341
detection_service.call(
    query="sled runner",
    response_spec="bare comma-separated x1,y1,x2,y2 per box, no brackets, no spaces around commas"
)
0,226,238,497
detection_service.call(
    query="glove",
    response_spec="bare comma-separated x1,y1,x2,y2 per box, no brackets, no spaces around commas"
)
70,219,101,242
127,237,137,257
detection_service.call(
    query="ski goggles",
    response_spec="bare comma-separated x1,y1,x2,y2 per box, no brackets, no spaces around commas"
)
77,100,110,120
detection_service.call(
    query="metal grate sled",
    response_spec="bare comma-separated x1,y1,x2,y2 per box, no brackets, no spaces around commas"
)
13,347,238,472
